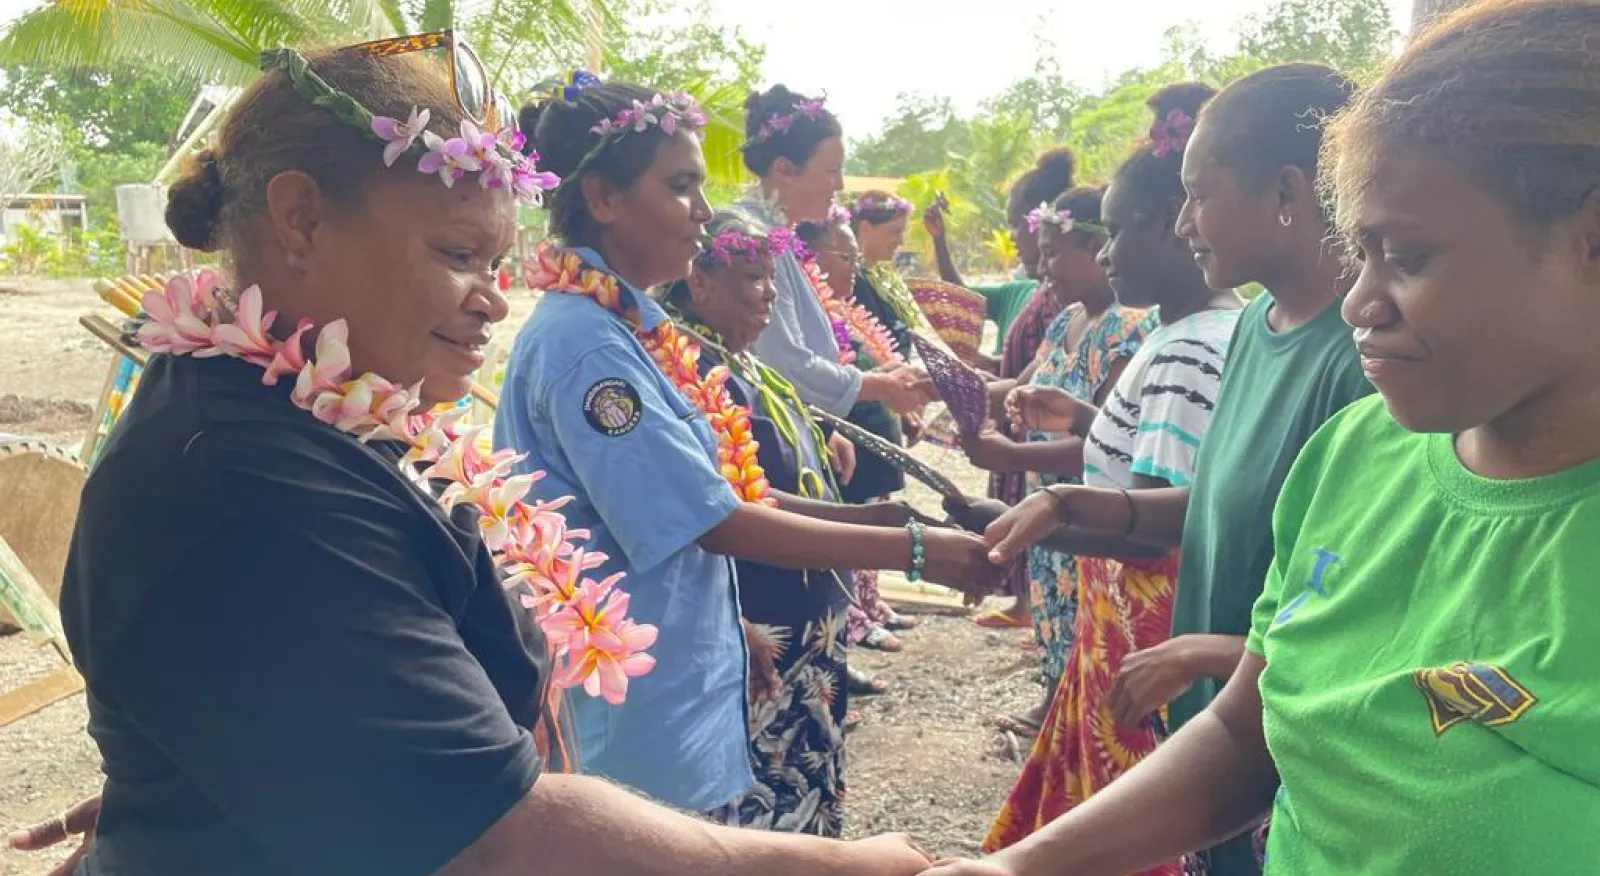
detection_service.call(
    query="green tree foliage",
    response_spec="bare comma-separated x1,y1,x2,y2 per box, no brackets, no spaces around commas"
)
849,0,1397,273
845,94,968,179
0,64,192,148
598,0,767,190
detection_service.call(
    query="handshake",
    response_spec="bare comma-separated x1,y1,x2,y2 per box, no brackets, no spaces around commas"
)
860,362,937,415
841,834,1015,875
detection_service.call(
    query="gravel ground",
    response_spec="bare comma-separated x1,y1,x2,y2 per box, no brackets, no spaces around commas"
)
0,276,1038,873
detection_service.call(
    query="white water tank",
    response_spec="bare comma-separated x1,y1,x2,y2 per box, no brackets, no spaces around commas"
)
115,184,174,244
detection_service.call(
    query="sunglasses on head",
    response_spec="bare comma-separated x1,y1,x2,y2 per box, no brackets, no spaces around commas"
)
341,29,515,133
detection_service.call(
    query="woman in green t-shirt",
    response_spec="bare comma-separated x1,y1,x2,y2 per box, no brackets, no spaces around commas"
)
928,2,1600,873
959,62,1368,876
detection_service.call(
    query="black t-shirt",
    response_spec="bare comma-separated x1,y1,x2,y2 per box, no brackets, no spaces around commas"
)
61,354,545,876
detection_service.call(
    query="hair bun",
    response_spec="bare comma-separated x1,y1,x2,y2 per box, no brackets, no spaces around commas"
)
1147,82,1216,122
165,149,226,252
1033,148,1078,192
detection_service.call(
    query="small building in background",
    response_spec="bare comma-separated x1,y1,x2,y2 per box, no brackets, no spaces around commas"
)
0,194,88,246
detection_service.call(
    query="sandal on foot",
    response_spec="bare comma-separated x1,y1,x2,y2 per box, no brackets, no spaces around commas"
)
973,608,1030,630
990,712,1042,738
884,610,920,631
860,626,904,653
847,668,890,696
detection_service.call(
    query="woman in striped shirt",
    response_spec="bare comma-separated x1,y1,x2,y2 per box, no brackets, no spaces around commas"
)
973,83,1242,866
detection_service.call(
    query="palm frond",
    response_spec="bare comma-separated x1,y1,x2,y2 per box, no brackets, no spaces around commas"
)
0,0,342,85
474,0,613,93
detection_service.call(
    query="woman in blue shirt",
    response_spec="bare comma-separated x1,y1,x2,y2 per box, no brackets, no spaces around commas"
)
496,79,999,822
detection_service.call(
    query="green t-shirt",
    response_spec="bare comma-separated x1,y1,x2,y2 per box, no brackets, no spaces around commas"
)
1247,395,1600,874
1170,294,1372,729
974,278,1037,341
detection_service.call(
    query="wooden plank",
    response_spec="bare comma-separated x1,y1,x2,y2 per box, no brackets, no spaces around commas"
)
0,666,83,727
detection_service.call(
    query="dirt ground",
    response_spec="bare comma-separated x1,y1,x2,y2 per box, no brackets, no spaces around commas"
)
0,276,1038,874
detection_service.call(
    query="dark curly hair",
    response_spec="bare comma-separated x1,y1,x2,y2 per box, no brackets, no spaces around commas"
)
741,85,842,177
1006,147,1078,226
521,81,688,246
1112,82,1216,215
1198,63,1356,191
1325,0,1600,232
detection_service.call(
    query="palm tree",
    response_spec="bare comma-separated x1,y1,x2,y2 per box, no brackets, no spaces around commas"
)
0,1,760,188
0,0,607,90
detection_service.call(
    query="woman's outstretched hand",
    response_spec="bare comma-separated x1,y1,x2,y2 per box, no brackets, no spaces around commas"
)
846,833,937,875
920,526,1005,606
982,489,1067,565
8,794,101,876
1005,385,1089,435
918,857,1017,876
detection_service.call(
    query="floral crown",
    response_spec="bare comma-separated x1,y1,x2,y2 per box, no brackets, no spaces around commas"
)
827,204,854,226
1149,108,1195,158
260,48,559,205
591,92,707,138
700,226,804,267
745,94,828,146
850,193,914,219
1026,202,1107,236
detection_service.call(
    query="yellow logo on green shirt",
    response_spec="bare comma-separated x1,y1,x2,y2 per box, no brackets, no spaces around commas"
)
1414,662,1538,736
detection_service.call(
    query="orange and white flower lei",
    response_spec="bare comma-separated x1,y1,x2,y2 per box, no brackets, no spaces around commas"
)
137,270,656,705
525,246,774,505
800,254,904,368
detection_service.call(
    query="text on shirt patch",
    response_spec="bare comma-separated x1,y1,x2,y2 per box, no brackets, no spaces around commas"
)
1414,662,1538,736
583,378,643,437
1274,547,1343,626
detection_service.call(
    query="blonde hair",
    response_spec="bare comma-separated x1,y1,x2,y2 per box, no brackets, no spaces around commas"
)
1322,0,1600,236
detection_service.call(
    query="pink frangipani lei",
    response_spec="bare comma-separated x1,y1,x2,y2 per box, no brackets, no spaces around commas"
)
137,271,656,705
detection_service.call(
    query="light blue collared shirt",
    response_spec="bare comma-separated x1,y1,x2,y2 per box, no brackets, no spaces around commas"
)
737,198,863,415
493,248,752,812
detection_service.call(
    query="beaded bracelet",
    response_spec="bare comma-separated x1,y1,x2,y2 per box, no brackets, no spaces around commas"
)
906,518,927,583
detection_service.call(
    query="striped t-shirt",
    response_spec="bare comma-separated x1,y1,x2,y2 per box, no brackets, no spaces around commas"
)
1083,308,1241,489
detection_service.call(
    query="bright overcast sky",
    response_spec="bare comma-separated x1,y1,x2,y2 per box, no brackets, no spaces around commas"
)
700,0,1414,132
1,0,1416,132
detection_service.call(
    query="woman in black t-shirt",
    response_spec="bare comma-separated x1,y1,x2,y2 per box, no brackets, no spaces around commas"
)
34,43,932,876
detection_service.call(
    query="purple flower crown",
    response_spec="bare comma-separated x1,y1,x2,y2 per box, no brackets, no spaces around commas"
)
591,92,707,138
748,95,828,145
850,193,914,219
702,226,805,267
1025,202,1107,236
370,107,559,204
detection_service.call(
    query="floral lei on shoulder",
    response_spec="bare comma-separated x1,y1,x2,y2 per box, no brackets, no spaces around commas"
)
525,245,775,505
138,271,656,705
798,249,903,368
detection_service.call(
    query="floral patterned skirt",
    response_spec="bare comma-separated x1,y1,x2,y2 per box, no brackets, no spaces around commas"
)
733,609,849,836
1026,544,1079,682
985,553,1197,876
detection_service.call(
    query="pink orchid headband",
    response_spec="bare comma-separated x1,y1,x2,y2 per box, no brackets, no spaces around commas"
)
371,109,560,204
1026,202,1107,236
259,48,561,206
849,193,914,220
1149,108,1195,158
747,94,828,146
701,226,804,267
591,92,707,138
